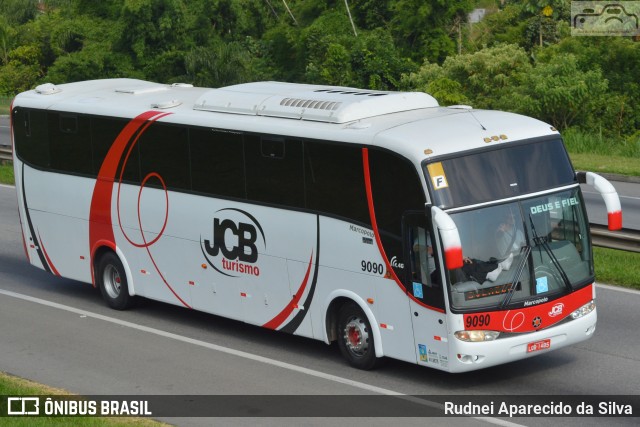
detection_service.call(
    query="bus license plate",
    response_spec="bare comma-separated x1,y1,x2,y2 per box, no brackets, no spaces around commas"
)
527,339,551,353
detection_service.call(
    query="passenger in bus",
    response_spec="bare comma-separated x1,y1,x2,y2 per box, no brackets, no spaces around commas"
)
495,211,525,257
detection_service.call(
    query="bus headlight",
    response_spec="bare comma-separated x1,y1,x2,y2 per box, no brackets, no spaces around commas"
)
570,300,595,320
454,330,500,342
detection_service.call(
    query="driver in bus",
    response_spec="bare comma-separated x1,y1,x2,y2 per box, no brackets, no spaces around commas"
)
413,232,438,285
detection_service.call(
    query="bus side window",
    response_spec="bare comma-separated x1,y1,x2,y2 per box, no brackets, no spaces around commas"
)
190,128,245,199
304,140,370,225
368,148,425,281
410,226,438,287
48,112,92,175
404,213,445,310
13,108,49,169
138,123,189,191
91,117,128,177
245,134,304,208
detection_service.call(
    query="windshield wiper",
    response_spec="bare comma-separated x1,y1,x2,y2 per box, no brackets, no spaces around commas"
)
500,245,531,309
529,215,573,292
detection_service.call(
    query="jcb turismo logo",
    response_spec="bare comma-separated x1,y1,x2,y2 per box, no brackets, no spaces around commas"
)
201,208,266,277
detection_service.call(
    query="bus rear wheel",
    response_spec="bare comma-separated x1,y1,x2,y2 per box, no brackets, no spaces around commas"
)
337,303,379,370
96,252,134,310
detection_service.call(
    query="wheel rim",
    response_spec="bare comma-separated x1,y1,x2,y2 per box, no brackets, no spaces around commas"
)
343,315,369,357
103,264,122,300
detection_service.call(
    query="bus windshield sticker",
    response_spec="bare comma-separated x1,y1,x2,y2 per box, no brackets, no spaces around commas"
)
536,276,549,293
413,282,424,298
427,162,449,190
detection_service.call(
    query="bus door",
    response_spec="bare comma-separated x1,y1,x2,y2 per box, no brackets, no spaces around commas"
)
403,212,449,369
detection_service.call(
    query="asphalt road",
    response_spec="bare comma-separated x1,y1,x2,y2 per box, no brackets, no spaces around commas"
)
0,184,639,427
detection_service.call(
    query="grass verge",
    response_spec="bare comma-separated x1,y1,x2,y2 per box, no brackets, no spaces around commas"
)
568,152,640,177
0,372,166,426
594,247,640,290
0,97,11,115
0,164,15,185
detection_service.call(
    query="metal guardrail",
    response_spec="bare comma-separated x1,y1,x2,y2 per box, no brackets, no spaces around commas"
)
589,224,640,253
0,146,12,162
0,142,638,252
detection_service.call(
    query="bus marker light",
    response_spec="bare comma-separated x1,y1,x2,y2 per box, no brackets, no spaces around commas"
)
201,264,207,269
188,281,195,286
499,134,508,140
80,256,85,260
367,298,374,304
483,137,491,143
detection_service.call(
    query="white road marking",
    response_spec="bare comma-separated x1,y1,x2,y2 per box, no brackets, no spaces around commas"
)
582,190,640,201
596,283,640,296
0,287,523,426
0,184,15,189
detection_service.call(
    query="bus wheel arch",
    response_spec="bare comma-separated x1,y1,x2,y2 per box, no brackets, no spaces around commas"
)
323,291,383,369
93,247,136,310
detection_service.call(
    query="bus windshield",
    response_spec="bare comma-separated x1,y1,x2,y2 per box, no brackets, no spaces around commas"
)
425,138,576,210
446,188,593,312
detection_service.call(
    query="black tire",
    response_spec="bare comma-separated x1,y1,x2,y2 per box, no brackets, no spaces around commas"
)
96,252,134,310
337,303,379,370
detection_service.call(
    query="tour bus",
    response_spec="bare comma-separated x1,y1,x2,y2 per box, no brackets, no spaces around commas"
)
11,79,622,373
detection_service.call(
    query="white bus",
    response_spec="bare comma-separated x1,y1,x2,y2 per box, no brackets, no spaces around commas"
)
11,79,622,373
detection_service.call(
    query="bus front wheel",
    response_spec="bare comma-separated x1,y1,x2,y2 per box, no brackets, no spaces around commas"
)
337,303,379,370
96,252,134,310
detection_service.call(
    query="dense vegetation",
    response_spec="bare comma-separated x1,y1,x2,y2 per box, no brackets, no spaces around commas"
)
0,0,639,154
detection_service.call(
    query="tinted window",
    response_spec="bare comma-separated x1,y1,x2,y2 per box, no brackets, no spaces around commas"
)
190,128,245,199
48,113,92,175
369,149,426,278
245,135,304,208
138,123,189,190
369,149,426,237
91,116,128,176
13,108,49,168
426,138,576,209
304,140,370,224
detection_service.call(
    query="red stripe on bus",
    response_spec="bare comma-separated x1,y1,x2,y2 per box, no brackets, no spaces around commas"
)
362,148,445,314
89,111,191,309
89,111,162,261
262,251,314,330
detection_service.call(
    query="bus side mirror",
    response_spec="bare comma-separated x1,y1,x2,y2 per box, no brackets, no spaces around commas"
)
431,206,463,270
577,171,622,231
